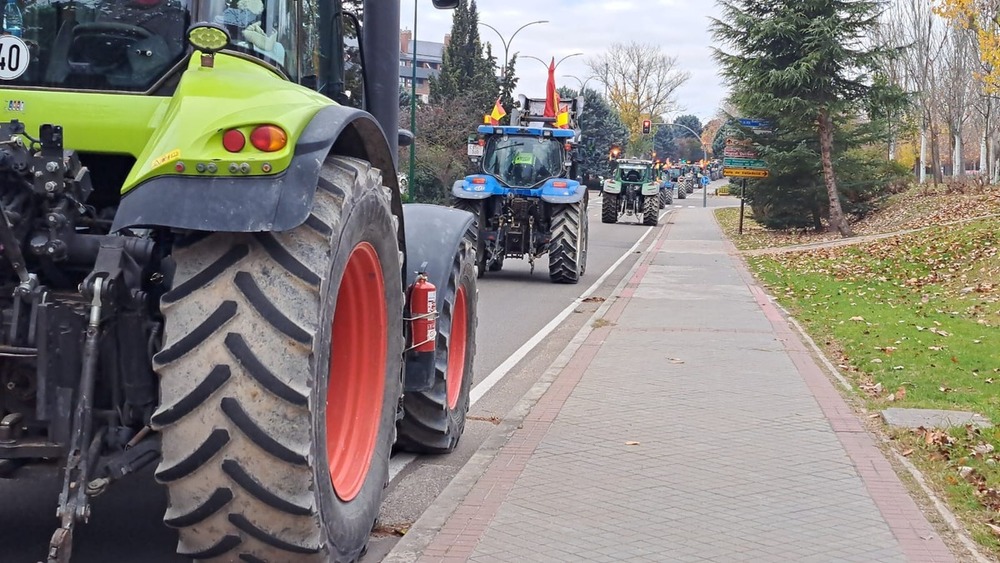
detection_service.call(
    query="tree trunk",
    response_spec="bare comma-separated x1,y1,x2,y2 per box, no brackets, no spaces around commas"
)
930,120,942,185
919,125,928,183
954,133,964,177
981,132,988,177
817,109,852,237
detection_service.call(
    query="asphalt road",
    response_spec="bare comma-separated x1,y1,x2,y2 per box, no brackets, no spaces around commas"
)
0,189,713,562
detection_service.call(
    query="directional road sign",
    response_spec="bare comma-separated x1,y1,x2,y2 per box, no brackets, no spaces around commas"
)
723,147,758,159
738,118,773,130
723,157,768,169
724,168,769,178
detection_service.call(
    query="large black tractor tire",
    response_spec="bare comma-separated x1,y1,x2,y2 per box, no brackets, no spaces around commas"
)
601,193,619,224
452,199,487,278
658,189,666,209
643,195,659,226
677,186,687,200
152,156,404,563
663,188,673,206
549,202,586,284
396,234,478,454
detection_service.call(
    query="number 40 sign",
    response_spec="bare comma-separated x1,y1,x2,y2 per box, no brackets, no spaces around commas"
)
0,35,28,81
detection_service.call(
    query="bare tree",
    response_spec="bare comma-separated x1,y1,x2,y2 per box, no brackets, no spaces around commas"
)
883,0,952,183
586,42,689,148
939,23,976,176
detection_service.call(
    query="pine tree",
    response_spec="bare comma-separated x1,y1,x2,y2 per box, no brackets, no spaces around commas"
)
559,86,629,182
712,0,898,237
429,0,498,114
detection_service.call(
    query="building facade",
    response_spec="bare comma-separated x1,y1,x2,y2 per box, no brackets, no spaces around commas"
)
400,29,448,103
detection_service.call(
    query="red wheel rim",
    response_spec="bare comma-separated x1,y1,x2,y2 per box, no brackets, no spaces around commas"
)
445,286,468,410
326,242,386,502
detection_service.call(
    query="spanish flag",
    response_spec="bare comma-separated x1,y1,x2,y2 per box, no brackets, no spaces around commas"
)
555,104,570,128
484,98,506,125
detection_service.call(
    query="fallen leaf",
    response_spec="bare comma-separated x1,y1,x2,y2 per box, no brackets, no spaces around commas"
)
868,413,881,418
870,358,883,364
667,358,685,364
850,316,865,322
939,386,953,393
902,448,914,456
929,346,943,351
892,365,905,370
896,386,907,400
987,523,1000,538
625,441,641,446
582,296,606,303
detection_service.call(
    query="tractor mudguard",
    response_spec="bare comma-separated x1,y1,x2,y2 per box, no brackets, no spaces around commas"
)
641,183,660,196
452,176,498,200
602,180,622,195
111,105,403,233
402,203,475,392
539,179,585,204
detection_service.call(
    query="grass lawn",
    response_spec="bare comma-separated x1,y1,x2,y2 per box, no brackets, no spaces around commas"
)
722,196,1000,552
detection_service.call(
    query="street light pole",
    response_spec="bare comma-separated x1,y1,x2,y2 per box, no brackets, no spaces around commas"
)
479,20,548,106
563,74,595,95
479,20,548,75
522,53,584,72
408,0,418,194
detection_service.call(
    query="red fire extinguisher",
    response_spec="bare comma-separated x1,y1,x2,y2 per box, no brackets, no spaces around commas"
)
409,273,437,352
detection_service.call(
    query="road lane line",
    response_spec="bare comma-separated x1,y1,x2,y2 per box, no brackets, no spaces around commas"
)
388,211,669,482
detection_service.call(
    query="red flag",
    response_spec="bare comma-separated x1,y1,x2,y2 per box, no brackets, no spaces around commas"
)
544,57,559,119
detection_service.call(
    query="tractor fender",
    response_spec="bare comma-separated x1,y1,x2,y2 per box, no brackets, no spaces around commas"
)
539,179,585,204
641,183,660,196
602,181,622,195
402,203,475,392
452,177,495,200
112,105,404,235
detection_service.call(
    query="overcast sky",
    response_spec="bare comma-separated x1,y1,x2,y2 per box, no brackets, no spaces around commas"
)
400,0,729,122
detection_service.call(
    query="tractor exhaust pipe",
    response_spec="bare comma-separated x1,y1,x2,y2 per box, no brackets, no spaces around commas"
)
363,0,401,160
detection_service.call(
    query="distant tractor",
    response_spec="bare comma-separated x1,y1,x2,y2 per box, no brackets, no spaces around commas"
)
602,158,660,226
452,95,589,284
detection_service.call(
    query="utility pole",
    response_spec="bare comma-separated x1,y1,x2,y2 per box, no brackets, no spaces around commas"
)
408,1,418,194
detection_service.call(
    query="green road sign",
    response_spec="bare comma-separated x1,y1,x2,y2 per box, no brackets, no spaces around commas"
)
722,157,768,169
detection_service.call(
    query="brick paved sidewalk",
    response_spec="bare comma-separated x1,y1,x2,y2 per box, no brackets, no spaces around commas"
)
387,208,958,563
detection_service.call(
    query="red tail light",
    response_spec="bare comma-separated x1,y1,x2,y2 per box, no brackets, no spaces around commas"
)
222,129,245,152
250,125,287,152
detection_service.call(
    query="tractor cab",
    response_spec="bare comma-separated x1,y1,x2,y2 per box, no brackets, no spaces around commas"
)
478,126,571,188
5,0,338,93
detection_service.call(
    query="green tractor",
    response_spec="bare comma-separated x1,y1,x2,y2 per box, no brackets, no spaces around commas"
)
0,0,478,561
601,158,660,226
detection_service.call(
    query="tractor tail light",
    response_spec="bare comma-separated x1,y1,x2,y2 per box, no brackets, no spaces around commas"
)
222,129,245,152
250,125,288,152
471,177,487,184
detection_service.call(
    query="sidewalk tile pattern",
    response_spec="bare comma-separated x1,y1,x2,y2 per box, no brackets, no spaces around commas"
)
418,209,955,563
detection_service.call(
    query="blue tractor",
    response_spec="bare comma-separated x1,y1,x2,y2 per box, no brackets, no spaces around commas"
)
452,95,589,284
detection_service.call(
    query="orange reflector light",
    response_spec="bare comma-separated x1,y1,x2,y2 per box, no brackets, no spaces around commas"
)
564,143,571,151
553,181,568,188
222,129,245,152
250,125,287,152
478,139,485,147
471,177,487,184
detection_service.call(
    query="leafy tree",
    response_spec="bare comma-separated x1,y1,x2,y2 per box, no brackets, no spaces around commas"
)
674,114,703,136
712,0,901,237
559,87,629,183
587,42,689,146
654,124,679,161
430,0,498,114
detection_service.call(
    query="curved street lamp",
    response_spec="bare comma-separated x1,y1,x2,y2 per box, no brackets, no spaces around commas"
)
478,20,548,76
563,74,596,94
521,53,584,72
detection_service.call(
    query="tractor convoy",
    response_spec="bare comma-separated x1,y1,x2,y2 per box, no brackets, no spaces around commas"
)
601,158,661,226
0,0,477,561
453,94,589,284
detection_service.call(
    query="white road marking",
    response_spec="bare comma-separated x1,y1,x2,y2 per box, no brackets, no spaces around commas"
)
388,211,669,482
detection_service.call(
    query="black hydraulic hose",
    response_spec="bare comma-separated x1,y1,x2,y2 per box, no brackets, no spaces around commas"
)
340,10,368,108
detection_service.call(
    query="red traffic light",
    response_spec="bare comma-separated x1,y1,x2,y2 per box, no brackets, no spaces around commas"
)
642,120,651,134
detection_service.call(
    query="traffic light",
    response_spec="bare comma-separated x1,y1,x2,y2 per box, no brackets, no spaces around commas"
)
642,119,651,135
